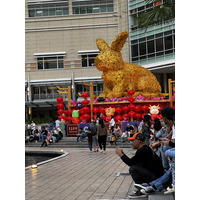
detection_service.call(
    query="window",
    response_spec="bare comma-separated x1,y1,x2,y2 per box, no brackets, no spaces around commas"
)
28,0,69,18
82,54,98,67
72,0,113,15
131,30,175,61
37,56,64,70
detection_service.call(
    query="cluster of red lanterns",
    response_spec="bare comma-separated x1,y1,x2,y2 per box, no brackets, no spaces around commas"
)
79,93,91,123
57,97,73,123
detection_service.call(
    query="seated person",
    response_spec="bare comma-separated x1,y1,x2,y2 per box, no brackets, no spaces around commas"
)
52,127,61,142
113,124,122,139
29,129,40,143
39,126,48,142
130,148,175,198
76,128,86,143
115,132,164,185
125,123,134,137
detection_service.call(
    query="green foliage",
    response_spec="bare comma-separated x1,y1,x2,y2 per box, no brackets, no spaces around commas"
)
25,118,53,125
137,0,175,28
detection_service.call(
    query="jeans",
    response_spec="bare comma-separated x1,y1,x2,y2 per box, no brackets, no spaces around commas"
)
129,165,156,184
39,135,47,142
159,145,172,169
150,169,171,191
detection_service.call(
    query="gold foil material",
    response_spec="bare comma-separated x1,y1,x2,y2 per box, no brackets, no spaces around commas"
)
94,31,162,98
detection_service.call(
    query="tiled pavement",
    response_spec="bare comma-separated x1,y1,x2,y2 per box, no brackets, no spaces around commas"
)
25,147,136,200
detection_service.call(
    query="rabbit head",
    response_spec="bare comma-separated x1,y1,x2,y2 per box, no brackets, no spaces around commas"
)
94,31,129,72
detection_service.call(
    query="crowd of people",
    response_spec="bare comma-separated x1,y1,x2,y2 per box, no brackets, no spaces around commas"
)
115,106,175,198
26,119,66,147
26,106,175,197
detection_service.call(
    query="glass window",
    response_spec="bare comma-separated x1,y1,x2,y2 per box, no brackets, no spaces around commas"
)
29,10,35,17
164,35,173,50
88,55,96,67
49,8,56,16
81,54,98,67
147,40,155,58
37,56,64,70
82,56,87,67
73,7,80,14
80,6,86,14
139,42,146,55
72,0,113,15
156,38,163,52
28,1,69,18
100,5,106,12
107,4,113,12
87,6,93,14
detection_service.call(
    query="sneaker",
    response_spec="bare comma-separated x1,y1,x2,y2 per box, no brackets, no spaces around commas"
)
164,186,175,194
128,190,147,199
140,186,155,194
134,183,150,190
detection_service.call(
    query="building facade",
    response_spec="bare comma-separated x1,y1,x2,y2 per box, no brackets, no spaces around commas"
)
25,0,129,119
25,0,175,120
128,0,175,93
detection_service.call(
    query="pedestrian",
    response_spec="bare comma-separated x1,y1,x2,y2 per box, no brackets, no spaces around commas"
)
60,118,66,137
97,118,107,154
109,115,115,132
87,126,93,153
142,118,151,146
49,120,54,132
90,120,98,152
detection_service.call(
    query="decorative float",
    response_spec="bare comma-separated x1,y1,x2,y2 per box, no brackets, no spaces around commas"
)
55,31,175,136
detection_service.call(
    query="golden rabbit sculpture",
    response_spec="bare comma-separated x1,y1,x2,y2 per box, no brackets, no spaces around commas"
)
94,31,163,98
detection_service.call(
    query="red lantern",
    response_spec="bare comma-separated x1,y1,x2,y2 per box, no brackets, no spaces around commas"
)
128,104,135,110
99,108,105,114
127,90,135,96
72,118,80,124
64,110,69,116
80,115,84,121
141,105,149,111
115,107,122,114
135,113,142,120
57,109,64,116
128,97,135,103
57,97,63,103
123,113,129,119
122,106,129,113
128,111,135,117
79,108,84,115
68,110,73,115
134,106,141,112
115,115,122,122
106,116,111,122
155,1,162,6
82,106,90,114
81,93,89,99
58,115,64,120
82,99,90,106
83,114,90,121
57,103,64,109
92,107,99,113
103,115,106,121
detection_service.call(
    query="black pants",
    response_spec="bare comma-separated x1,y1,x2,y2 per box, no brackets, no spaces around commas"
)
88,136,92,151
129,165,156,184
98,135,107,151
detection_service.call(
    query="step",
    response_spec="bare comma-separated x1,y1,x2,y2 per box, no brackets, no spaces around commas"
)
25,137,132,148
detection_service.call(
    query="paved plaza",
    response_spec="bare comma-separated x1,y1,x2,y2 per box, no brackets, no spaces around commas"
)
25,147,135,200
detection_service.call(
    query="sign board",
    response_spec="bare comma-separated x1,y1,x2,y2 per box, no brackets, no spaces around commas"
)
67,124,79,137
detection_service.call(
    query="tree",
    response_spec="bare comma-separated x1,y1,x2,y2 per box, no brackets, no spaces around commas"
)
137,0,175,28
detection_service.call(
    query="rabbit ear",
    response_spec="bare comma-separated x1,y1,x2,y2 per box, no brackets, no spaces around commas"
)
96,38,109,51
110,31,129,52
